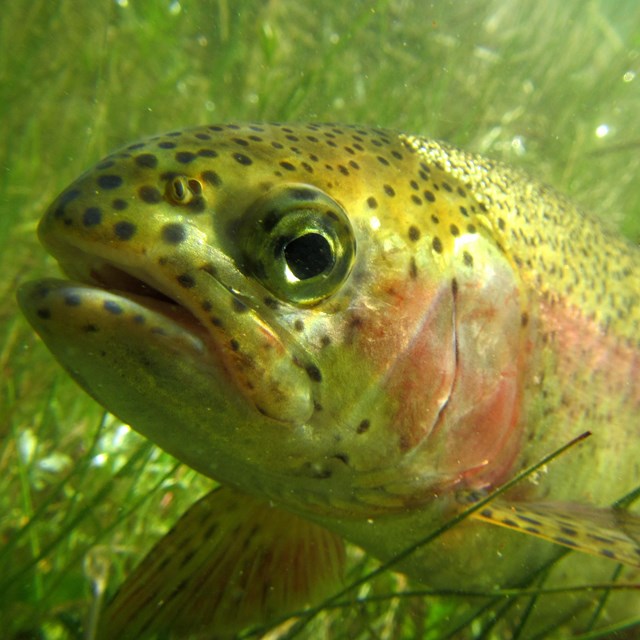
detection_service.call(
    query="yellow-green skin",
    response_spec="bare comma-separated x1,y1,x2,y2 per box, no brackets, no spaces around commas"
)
17,124,640,635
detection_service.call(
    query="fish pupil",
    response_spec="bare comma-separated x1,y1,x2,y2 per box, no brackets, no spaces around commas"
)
284,233,334,280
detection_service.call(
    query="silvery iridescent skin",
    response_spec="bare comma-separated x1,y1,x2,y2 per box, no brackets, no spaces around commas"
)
17,124,640,635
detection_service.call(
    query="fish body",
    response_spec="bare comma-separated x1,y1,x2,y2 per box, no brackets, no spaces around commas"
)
17,124,640,637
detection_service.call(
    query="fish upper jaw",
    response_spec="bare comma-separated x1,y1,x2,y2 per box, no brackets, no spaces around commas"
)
28,190,318,427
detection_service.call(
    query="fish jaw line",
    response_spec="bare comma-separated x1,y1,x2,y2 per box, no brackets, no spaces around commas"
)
33,231,316,426
40,237,221,354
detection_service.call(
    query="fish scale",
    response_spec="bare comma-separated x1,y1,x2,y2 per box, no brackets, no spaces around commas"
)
17,123,640,638
402,134,640,339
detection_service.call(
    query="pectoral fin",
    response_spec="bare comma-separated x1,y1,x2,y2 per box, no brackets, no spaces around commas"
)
99,486,345,639
472,500,640,568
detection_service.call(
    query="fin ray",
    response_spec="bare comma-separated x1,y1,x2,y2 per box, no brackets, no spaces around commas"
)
473,500,640,568
99,487,345,639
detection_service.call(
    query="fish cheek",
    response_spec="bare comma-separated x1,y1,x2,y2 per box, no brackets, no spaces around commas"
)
350,236,530,491
341,275,458,469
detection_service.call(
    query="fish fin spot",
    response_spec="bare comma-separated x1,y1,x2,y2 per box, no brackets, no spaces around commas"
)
472,499,640,569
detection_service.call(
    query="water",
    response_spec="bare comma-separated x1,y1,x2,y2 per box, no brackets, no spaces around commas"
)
1,1,639,638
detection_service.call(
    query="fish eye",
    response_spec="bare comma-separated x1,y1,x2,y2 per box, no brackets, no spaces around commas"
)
165,176,202,204
241,184,356,306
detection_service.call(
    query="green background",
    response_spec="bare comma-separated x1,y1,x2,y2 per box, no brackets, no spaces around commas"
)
2,1,639,638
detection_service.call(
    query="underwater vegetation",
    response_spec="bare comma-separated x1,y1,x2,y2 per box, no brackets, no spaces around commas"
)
3,1,640,638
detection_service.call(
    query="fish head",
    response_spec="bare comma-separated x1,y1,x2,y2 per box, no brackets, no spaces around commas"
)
18,124,532,518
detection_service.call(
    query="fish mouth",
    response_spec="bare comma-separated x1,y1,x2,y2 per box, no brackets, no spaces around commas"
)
30,235,316,425
50,240,218,347
87,260,206,334
90,262,205,322
90,262,177,307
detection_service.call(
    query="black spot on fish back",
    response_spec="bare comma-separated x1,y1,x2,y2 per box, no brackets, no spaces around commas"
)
139,186,162,204
175,151,197,164
114,221,136,240
135,153,158,169
83,207,102,227
233,153,252,166
97,175,123,190
162,223,187,245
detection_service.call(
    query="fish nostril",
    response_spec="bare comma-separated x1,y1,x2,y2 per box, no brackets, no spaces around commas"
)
188,179,202,195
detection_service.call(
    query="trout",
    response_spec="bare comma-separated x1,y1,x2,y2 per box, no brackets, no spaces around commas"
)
17,123,640,638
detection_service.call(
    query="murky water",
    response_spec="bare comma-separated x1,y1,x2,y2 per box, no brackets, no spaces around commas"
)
2,2,639,638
